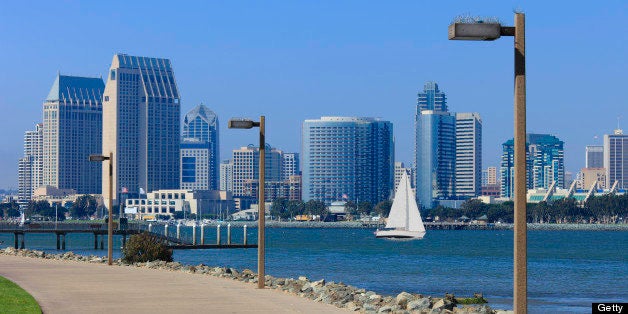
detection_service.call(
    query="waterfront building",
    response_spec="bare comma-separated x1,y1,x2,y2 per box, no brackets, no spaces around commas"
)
302,116,394,205
243,175,302,202
42,75,104,194
232,145,282,197
102,54,181,206
585,145,604,168
578,168,607,190
125,189,234,219
281,153,300,181
604,129,627,189
18,123,43,203
482,166,499,186
181,104,219,190
455,112,482,198
415,82,456,208
501,133,564,198
219,160,234,192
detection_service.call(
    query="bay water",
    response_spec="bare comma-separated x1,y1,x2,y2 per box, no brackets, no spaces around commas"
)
1,227,626,313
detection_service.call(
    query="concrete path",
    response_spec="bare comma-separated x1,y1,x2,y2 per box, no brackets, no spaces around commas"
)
0,255,346,314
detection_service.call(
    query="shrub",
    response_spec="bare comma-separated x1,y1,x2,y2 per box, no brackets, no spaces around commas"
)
122,232,173,263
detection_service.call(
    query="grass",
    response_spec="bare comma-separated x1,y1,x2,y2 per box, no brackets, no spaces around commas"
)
455,296,488,304
0,276,41,314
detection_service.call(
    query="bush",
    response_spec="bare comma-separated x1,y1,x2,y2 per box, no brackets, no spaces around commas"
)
122,232,173,263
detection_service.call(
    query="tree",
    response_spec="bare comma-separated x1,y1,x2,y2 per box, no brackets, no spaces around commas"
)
460,199,487,219
357,201,373,215
344,201,357,215
1,201,20,219
270,198,289,219
374,200,393,217
27,200,54,219
122,232,173,263
70,195,98,219
286,200,305,218
305,200,327,216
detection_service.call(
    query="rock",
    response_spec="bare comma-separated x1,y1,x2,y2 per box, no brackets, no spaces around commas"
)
298,276,309,282
432,298,455,312
378,305,394,313
407,298,431,311
344,301,361,311
311,279,325,287
396,292,414,309
368,294,383,303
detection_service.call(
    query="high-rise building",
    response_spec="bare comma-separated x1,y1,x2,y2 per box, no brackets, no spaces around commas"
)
219,160,233,192
394,162,410,191
604,129,627,189
415,82,455,209
501,133,564,198
578,168,606,190
481,166,500,197
586,145,604,168
232,145,282,197
302,117,394,205
42,74,104,194
102,54,181,205
455,112,482,198
281,153,300,181
18,123,43,202
181,104,219,190
417,81,447,112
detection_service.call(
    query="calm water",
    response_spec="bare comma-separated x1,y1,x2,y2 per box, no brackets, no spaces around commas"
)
1,228,626,313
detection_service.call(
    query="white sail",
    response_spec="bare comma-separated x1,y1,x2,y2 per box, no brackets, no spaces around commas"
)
377,171,426,239
385,171,411,229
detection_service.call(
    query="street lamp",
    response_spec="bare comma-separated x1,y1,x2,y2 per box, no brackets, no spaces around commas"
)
449,13,527,313
228,116,266,289
89,152,114,266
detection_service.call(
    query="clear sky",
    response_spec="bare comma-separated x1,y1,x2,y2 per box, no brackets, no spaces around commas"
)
0,1,626,189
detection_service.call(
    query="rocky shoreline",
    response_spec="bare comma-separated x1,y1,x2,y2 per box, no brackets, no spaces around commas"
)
1,247,511,314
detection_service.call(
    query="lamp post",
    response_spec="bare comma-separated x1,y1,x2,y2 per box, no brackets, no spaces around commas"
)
89,152,114,266
228,117,266,289
449,13,527,313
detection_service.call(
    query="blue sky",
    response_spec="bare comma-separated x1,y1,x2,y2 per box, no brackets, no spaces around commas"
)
0,1,626,189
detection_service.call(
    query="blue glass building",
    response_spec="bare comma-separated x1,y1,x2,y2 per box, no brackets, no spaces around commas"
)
415,82,456,209
302,117,394,205
181,104,219,190
501,133,564,198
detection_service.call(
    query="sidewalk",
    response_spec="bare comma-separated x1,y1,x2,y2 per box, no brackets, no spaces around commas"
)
0,255,345,314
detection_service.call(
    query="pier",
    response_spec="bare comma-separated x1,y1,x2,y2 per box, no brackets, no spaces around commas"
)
0,222,257,250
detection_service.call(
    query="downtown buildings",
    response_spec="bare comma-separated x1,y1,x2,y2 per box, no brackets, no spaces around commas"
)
180,104,220,190
500,133,565,198
102,54,181,205
414,82,482,208
302,116,394,205
18,74,104,203
604,128,627,189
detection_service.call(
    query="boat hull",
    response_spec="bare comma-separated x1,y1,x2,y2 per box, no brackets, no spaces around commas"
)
375,229,425,239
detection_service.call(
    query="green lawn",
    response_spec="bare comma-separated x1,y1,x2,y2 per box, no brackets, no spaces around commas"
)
0,276,41,314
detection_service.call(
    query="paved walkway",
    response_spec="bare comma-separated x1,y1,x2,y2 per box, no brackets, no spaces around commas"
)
0,255,345,314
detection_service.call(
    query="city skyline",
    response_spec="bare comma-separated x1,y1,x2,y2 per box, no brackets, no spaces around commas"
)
1,2,627,189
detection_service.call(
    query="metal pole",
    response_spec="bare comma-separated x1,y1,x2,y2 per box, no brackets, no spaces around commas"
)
243,225,247,245
227,223,231,245
201,224,205,245
55,204,58,230
258,115,266,289
192,224,197,245
108,152,113,266
216,224,221,245
513,12,527,314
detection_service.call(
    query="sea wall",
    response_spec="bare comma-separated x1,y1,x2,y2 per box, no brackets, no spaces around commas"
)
1,247,511,314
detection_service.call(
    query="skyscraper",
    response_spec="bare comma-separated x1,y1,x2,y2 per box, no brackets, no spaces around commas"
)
455,112,482,198
281,153,300,181
181,104,219,190
42,74,104,194
219,160,234,192
232,145,282,197
302,117,394,205
604,129,627,189
415,82,455,209
18,123,43,202
585,145,604,168
102,54,181,205
501,133,564,198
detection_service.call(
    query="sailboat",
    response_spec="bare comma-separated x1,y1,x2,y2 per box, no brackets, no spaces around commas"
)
375,171,426,239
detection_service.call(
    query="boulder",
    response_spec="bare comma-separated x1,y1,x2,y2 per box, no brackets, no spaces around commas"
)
396,291,414,309
407,297,431,311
